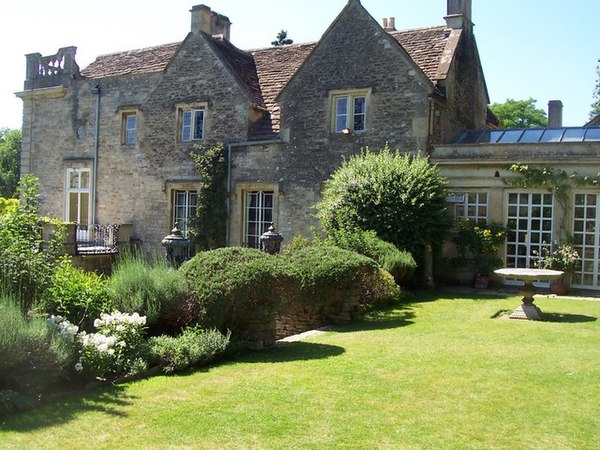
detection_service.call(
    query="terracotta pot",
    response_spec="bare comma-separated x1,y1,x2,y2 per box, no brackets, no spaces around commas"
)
550,282,568,296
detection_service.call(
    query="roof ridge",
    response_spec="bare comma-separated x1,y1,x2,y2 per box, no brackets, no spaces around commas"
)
390,24,448,34
248,41,318,54
92,41,182,60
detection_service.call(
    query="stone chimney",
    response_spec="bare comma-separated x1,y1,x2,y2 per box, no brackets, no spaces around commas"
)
445,0,472,30
548,100,563,128
382,17,397,32
190,4,231,40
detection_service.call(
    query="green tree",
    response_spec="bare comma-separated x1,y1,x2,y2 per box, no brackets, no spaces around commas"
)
490,98,548,129
316,146,450,256
591,59,600,119
271,30,293,46
0,128,21,198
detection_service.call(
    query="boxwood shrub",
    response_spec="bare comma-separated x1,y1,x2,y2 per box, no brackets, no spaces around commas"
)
180,247,293,333
323,229,417,286
287,245,400,310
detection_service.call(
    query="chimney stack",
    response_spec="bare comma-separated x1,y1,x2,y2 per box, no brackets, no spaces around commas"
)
190,4,231,41
382,17,397,32
548,100,563,128
445,0,472,30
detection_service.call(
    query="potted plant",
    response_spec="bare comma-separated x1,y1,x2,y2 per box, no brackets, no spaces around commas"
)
452,219,507,288
537,243,580,295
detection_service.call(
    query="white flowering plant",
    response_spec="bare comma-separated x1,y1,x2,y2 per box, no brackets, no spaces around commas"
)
76,311,149,380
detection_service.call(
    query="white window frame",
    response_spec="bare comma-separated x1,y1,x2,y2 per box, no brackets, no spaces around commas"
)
449,192,489,225
331,90,369,133
180,108,205,142
571,192,600,290
65,168,92,225
172,190,198,238
243,190,274,249
504,190,554,272
122,112,137,145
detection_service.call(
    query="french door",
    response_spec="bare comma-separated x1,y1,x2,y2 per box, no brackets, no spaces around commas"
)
505,192,554,270
572,193,600,289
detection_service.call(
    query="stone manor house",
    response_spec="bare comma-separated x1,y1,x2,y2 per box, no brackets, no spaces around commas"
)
17,0,600,289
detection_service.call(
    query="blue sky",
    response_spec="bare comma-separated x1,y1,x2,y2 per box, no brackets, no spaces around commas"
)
1,0,597,129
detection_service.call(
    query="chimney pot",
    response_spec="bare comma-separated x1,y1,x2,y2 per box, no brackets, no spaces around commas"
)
548,100,563,128
382,17,396,32
190,4,231,41
445,0,472,30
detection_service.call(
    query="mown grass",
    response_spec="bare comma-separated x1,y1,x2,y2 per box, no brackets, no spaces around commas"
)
1,292,599,449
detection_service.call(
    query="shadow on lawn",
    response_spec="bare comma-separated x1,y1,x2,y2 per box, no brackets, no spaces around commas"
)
0,384,137,432
543,312,597,323
239,342,345,364
335,303,416,333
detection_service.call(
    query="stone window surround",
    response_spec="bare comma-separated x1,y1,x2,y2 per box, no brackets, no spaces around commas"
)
176,101,208,143
116,105,141,147
65,165,92,225
232,182,279,248
329,88,371,134
164,180,200,236
172,189,197,238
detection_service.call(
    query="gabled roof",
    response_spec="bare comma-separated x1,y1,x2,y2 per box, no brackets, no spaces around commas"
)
586,115,600,127
80,42,181,78
79,22,459,138
390,26,454,82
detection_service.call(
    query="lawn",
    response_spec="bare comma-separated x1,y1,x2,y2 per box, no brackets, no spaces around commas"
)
1,292,599,449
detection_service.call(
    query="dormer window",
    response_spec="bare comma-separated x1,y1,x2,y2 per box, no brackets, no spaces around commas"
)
331,90,369,133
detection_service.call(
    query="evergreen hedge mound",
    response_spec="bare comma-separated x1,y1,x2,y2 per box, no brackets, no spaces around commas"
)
180,247,293,333
181,246,400,339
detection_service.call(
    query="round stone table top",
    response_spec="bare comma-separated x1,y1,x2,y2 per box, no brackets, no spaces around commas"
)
494,268,564,281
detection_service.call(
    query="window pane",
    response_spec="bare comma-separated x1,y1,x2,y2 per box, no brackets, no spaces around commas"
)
519,129,544,143
125,114,137,145
80,193,89,224
70,172,79,189
193,110,204,140
353,97,366,131
182,111,192,142
69,193,78,222
335,97,348,132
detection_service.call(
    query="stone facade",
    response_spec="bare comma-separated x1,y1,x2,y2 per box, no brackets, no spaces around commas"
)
17,0,489,254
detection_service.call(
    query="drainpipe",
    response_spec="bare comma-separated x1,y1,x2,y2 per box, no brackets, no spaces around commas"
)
91,84,101,225
226,138,282,245
426,96,435,160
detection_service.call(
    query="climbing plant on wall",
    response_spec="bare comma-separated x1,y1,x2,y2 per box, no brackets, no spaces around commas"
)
188,144,228,251
505,163,600,235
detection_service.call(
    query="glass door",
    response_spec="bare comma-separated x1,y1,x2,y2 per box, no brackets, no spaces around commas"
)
505,192,554,271
572,193,600,289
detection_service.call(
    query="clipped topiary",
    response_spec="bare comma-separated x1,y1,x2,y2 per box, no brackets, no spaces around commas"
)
180,247,293,344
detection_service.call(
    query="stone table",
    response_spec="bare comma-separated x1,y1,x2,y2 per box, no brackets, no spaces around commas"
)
494,268,564,320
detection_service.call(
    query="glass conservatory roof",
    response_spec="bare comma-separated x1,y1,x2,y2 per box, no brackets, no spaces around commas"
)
452,127,600,145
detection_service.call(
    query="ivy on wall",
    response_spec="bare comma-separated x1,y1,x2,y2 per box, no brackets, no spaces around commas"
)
504,163,600,235
188,143,227,251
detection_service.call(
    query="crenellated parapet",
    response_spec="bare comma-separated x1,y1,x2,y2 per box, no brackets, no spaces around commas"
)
24,46,79,90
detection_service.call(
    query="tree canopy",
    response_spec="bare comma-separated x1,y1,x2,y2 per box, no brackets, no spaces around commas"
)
0,128,21,198
271,30,293,46
591,59,600,119
490,98,548,129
